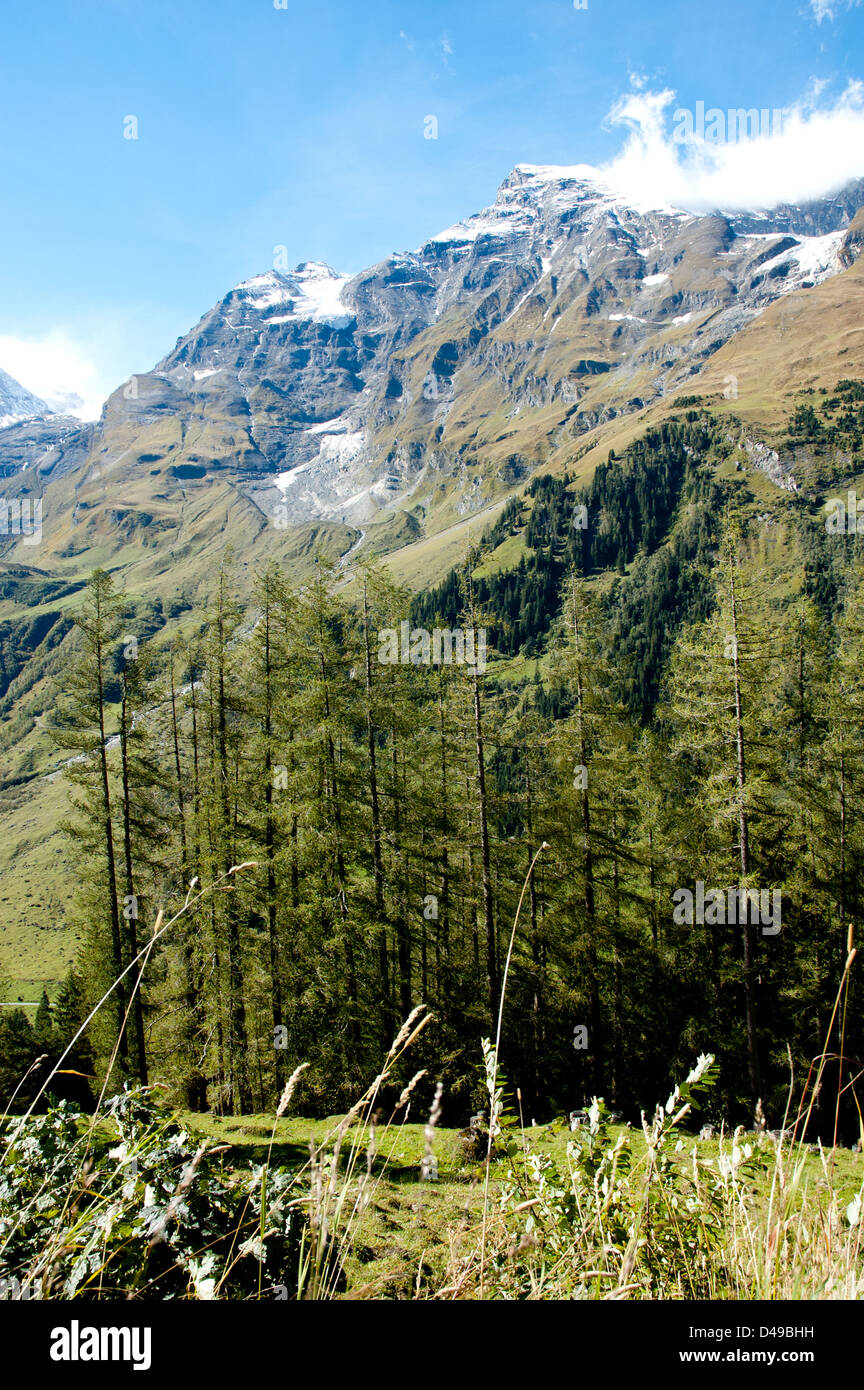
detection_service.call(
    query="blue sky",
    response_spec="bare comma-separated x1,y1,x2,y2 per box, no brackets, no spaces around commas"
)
1,0,863,413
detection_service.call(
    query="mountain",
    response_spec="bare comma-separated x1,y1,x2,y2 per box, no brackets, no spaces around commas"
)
4,165,864,570
0,367,51,431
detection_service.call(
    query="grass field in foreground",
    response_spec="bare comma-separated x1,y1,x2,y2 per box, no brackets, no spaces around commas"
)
181,1111,863,1299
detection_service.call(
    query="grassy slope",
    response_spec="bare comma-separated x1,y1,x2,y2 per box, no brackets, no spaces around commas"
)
568,252,864,482
0,774,77,1000
375,498,510,591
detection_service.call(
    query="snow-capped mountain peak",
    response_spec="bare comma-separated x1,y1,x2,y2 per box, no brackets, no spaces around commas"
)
0,366,52,430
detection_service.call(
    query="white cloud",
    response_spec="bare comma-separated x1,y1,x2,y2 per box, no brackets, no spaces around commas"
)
0,333,106,421
599,80,864,212
811,0,861,22
441,34,453,58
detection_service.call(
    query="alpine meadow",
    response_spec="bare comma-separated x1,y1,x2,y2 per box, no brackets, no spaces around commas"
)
1,0,864,1321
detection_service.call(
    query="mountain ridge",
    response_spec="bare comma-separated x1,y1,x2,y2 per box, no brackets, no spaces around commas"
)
1,165,864,597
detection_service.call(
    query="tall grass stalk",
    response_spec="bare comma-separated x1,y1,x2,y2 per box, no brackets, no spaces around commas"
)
479,841,547,1295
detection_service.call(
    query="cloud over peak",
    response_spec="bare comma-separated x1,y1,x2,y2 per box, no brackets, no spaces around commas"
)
599,81,864,213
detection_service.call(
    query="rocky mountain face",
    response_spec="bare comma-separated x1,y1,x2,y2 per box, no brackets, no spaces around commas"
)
0,371,83,485
0,414,88,483
3,166,864,552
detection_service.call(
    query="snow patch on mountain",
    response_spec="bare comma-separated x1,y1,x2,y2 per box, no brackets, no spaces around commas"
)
753,230,845,294
276,419,365,494
235,263,354,328
788,231,845,278
307,416,350,436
